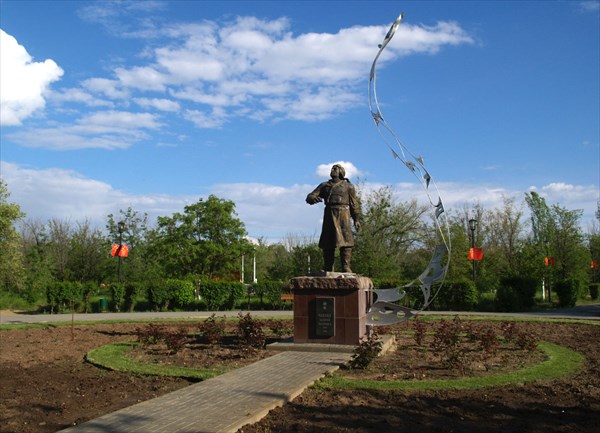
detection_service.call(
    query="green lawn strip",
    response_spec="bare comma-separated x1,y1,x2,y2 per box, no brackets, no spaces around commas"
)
316,341,584,391
414,314,599,326
86,341,228,381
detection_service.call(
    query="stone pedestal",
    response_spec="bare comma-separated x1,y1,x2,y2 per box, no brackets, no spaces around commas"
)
290,274,372,345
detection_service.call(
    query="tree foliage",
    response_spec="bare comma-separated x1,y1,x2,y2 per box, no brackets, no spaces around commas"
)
147,195,251,278
353,186,428,281
1,179,597,313
0,180,25,293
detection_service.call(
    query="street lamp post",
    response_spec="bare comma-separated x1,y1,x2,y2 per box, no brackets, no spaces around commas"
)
117,221,125,283
468,218,478,281
544,238,552,304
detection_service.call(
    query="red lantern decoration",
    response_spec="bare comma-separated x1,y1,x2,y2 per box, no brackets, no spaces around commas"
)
111,244,129,257
468,248,483,261
544,257,555,267
591,260,599,269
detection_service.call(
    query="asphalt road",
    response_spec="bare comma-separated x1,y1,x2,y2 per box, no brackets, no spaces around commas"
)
1,304,598,325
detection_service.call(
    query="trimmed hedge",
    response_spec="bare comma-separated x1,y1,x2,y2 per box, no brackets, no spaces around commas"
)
166,279,195,308
254,280,287,309
46,281,83,313
495,275,537,312
555,279,582,308
200,279,246,310
434,278,478,311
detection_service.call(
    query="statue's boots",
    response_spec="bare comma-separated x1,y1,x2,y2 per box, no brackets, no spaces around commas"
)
341,247,353,273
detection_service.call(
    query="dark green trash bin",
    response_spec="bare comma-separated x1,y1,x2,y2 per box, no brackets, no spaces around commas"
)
98,298,108,312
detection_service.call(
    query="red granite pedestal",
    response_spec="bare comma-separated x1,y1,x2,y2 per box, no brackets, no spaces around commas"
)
290,274,373,345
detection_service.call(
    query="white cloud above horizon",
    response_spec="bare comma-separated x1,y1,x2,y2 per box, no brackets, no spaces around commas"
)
2,161,597,241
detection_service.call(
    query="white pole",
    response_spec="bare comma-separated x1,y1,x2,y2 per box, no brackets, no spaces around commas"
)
241,255,245,283
253,253,257,283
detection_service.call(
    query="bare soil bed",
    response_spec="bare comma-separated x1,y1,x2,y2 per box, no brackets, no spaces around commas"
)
242,320,600,433
0,318,598,433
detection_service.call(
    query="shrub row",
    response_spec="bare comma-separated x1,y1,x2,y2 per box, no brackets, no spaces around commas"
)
45,278,289,313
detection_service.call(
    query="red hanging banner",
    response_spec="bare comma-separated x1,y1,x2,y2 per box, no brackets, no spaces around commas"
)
544,257,555,267
111,244,129,257
468,248,483,261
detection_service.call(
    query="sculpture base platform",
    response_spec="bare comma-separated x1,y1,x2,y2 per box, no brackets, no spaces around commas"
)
290,274,372,346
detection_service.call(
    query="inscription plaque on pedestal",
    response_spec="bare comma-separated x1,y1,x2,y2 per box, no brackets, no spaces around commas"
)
314,297,335,337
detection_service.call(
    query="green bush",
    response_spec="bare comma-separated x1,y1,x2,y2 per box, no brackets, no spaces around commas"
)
236,312,266,353
81,281,98,313
348,331,383,369
224,281,246,310
434,278,478,311
555,279,582,308
200,279,229,310
198,280,246,310
255,280,286,309
166,279,195,308
124,282,144,312
110,283,126,312
589,283,599,301
495,275,537,312
46,281,83,313
147,280,171,311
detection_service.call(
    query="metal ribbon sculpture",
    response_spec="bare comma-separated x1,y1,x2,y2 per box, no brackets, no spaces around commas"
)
366,13,452,325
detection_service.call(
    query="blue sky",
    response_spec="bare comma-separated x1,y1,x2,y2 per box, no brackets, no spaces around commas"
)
1,0,599,242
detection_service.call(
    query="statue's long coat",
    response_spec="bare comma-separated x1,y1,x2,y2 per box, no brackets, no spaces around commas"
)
306,179,361,249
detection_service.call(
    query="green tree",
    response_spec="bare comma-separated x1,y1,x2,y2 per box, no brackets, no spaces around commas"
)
68,219,109,283
551,204,589,283
589,208,600,284
47,218,72,281
20,219,54,303
353,186,427,281
263,243,294,281
106,207,157,283
0,180,25,293
485,197,525,275
148,195,251,278
524,192,590,300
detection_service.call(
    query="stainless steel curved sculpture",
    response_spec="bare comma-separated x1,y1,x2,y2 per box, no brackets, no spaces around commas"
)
367,13,452,325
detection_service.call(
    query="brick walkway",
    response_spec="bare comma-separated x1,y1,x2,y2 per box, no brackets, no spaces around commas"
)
57,350,352,433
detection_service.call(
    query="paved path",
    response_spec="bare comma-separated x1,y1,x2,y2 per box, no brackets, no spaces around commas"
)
56,350,351,433
2,303,598,325
0,310,292,324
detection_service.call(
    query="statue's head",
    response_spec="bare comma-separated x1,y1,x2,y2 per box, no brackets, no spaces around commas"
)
330,164,346,179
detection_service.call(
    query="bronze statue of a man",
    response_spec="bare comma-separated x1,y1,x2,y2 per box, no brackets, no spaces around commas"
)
306,164,362,273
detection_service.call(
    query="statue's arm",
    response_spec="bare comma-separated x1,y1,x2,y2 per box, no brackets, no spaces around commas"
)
348,183,362,231
306,183,325,205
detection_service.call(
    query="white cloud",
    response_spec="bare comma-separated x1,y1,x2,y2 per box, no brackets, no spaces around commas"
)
316,161,363,179
3,16,475,151
0,161,193,227
183,108,228,129
83,77,129,99
49,88,113,107
115,66,168,91
579,1,600,13
537,182,598,211
6,111,163,150
134,97,180,112
0,29,64,126
2,162,598,241
76,16,474,128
